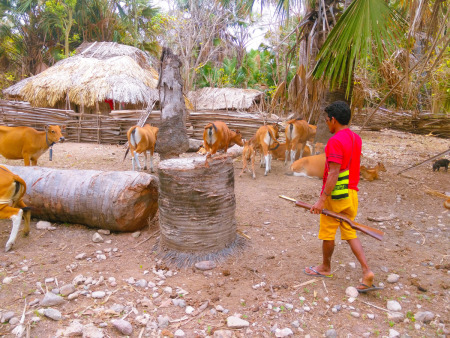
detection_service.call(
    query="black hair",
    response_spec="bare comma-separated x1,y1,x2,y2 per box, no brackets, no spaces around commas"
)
324,101,351,125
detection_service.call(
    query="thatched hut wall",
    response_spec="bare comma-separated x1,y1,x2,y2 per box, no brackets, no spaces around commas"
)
2,42,159,115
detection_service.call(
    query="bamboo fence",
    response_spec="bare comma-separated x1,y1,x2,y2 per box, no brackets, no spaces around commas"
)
0,101,279,144
1,100,447,143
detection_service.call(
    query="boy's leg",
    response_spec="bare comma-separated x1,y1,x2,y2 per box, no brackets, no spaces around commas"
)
305,240,335,275
347,238,374,288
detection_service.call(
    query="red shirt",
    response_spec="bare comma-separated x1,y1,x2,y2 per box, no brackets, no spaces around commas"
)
322,128,362,192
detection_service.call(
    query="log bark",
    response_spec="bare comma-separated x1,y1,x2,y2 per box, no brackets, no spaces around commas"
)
5,165,159,232
156,155,244,267
155,48,189,159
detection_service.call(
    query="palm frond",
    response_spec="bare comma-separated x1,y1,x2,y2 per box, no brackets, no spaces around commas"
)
312,0,407,97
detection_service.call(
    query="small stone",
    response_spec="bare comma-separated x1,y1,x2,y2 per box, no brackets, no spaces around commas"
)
381,266,389,272
174,329,186,337
3,277,13,284
91,291,106,299
348,262,356,269
163,286,173,294
185,306,195,314
60,284,76,296
21,266,29,272
303,306,310,312
98,229,110,235
75,253,87,260
275,328,293,337
367,314,375,319
55,320,84,337
40,292,65,306
1,311,15,323
291,320,300,328
345,286,359,298
111,319,133,335
44,308,62,320
387,300,402,312
389,328,400,338
157,315,170,329
135,279,147,288
92,233,104,243
226,316,249,328
68,292,79,300
414,324,421,330
131,231,141,238
387,312,404,323
9,317,19,325
213,330,233,338
324,297,330,303
82,323,104,338
194,261,217,271
414,311,434,323
325,329,337,338
350,312,360,318
387,274,400,283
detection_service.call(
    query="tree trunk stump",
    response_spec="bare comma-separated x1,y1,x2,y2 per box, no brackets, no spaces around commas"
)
155,47,189,160
5,165,159,232
156,155,245,267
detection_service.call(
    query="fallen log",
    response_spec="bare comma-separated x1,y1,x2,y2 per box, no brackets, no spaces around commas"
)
5,165,159,232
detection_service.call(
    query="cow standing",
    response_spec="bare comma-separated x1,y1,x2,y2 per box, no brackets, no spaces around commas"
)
203,121,244,157
285,119,316,166
124,124,159,172
254,125,280,176
0,166,31,252
0,125,65,166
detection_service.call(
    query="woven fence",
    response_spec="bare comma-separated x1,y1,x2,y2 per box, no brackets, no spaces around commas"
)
2,100,447,142
0,100,278,144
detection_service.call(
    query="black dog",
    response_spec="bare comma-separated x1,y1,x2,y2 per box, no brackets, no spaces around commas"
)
432,159,450,172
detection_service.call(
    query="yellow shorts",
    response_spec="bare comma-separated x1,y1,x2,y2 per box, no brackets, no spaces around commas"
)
318,189,358,241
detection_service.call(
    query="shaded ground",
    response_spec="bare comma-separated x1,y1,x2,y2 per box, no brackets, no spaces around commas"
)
0,128,449,337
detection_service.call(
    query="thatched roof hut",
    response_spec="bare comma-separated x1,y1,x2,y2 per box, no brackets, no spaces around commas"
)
187,87,264,112
3,42,159,113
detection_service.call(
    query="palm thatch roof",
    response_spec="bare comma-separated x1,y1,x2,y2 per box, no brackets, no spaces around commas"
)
187,87,263,111
3,42,159,108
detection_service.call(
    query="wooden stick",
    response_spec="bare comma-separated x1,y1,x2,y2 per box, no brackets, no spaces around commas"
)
396,148,450,175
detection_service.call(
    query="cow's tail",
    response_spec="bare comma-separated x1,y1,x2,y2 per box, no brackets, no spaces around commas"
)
124,127,138,161
205,123,216,144
123,147,130,161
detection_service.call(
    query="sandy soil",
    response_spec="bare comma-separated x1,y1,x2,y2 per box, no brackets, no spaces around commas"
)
0,128,449,337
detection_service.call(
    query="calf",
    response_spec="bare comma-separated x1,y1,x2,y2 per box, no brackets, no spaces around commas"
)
239,138,257,179
203,121,244,156
124,124,159,172
360,162,386,181
0,166,31,252
0,125,65,166
432,159,449,172
271,143,311,161
289,153,326,179
285,119,316,166
253,125,280,176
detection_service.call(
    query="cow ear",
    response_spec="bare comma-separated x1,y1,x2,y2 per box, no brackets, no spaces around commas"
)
235,129,241,134
61,125,67,131
45,125,49,131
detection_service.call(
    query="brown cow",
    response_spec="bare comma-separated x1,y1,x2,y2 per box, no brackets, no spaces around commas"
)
239,137,257,179
202,121,244,157
124,124,159,172
285,119,316,166
0,125,65,166
0,166,31,252
289,153,326,179
253,125,280,176
271,142,312,161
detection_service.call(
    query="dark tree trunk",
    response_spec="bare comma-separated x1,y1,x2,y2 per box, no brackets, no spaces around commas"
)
155,48,190,160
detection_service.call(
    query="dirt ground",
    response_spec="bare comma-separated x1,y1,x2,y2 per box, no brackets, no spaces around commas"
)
0,128,449,337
